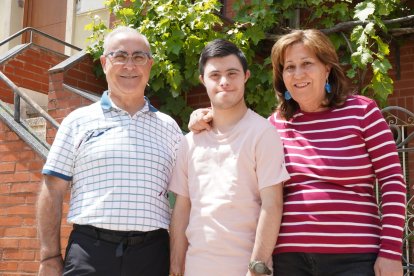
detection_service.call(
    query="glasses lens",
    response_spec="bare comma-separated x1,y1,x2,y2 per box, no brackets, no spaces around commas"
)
132,52,148,65
108,51,149,65
111,52,128,64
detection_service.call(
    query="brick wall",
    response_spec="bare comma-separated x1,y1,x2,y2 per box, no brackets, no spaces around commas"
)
0,46,66,104
388,35,414,109
0,122,46,274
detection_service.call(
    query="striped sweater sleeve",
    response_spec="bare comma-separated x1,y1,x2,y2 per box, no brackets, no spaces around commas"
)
362,100,406,260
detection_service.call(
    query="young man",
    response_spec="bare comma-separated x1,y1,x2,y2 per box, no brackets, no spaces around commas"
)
37,26,183,276
169,39,289,276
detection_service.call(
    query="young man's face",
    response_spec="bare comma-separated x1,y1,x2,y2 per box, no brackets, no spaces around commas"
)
200,54,250,110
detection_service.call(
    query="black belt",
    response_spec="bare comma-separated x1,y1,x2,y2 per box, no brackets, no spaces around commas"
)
73,224,167,257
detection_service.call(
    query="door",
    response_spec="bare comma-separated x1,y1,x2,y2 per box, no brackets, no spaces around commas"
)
23,0,67,53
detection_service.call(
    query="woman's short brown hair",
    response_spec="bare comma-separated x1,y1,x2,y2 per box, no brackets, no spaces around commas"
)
271,29,351,120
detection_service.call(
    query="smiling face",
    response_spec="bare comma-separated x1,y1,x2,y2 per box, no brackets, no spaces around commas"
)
200,54,250,111
282,42,331,112
100,31,153,100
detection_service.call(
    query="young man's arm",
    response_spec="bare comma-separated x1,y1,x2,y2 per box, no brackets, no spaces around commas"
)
37,175,70,276
170,194,191,275
248,184,283,275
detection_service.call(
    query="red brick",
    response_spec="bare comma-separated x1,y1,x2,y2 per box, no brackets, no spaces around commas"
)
5,131,19,141
23,217,37,226
0,261,18,270
2,249,36,260
18,239,39,249
3,65,14,74
6,205,35,216
10,182,39,193
0,141,29,152
18,261,39,273
0,163,15,173
20,78,43,92
0,152,20,162
8,60,25,70
28,161,44,171
2,173,31,183
25,195,38,204
4,227,37,238
15,163,28,172
39,60,55,70
0,184,11,194
0,195,26,205
30,172,42,182
0,216,24,226
16,151,35,161
67,68,87,81
0,238,20,248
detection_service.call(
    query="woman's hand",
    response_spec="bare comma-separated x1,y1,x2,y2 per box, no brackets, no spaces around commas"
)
188,108,213,133
374,256,403,276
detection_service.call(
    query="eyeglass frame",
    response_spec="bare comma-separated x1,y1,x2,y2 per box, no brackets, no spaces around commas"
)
104,50,152,66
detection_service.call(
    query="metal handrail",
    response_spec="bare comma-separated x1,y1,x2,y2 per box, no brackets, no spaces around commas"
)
0,27,81,51
63,84,100,103
0,71,59,129
0,26,85,130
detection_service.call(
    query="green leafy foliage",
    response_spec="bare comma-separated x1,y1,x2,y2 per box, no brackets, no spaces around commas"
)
347,0,400,106
230,0,409,108
86,0,411,125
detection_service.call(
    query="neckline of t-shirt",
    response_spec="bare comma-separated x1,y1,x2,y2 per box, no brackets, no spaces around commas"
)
208,109,251,139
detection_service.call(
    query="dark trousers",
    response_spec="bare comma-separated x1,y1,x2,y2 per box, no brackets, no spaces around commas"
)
273,252,377,276
63,225,170,276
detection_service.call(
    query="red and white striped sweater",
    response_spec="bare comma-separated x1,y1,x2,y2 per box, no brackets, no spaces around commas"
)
269,95,406,261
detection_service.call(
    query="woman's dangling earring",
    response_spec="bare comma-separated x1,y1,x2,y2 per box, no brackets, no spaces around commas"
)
284,91,292,100
325,80,332,93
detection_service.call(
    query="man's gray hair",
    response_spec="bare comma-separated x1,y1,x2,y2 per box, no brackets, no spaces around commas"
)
103,26,151,54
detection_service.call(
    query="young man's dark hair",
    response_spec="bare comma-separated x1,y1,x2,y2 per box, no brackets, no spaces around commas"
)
198,39,248,75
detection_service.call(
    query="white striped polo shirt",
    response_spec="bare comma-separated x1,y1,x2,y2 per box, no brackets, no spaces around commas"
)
43,91,183,231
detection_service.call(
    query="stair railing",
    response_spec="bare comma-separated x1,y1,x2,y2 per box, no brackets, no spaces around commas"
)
0,27,85,160
0,70,59,129
0,27,81,51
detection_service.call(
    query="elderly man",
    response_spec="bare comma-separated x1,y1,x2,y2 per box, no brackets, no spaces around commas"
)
37,26,183,276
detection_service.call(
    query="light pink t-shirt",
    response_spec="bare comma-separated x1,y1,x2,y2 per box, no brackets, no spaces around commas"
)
169,109,289,276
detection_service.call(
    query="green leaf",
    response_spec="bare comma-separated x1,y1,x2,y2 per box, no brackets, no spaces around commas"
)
372,59,392,74
354,2,375,21
365,22,375,36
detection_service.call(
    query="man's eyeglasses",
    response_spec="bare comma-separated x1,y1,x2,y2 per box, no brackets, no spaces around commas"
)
105,50,152,66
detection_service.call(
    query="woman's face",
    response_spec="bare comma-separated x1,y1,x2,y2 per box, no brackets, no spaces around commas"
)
282,42,331,112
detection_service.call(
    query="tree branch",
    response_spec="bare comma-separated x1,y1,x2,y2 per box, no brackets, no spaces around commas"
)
263,15,414,41
320,15,414,34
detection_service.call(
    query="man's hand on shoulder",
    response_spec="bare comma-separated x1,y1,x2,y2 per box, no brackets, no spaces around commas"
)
188,108,213,133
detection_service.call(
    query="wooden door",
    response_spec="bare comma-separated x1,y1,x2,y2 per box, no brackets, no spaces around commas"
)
23,0,67,53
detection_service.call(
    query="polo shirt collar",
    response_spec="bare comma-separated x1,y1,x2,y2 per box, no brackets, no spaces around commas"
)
100,90,158,112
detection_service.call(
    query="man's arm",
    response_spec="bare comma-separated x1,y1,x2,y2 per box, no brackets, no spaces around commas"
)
248,184,283,275
170,194,191,275
37,175,69,276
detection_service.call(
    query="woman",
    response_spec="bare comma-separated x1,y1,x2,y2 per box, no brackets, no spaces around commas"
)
189,29,406,276
268,29,405,276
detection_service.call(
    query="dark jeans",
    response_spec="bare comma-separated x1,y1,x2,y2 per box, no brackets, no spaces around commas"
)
273,252,377,276
63,225,170,276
